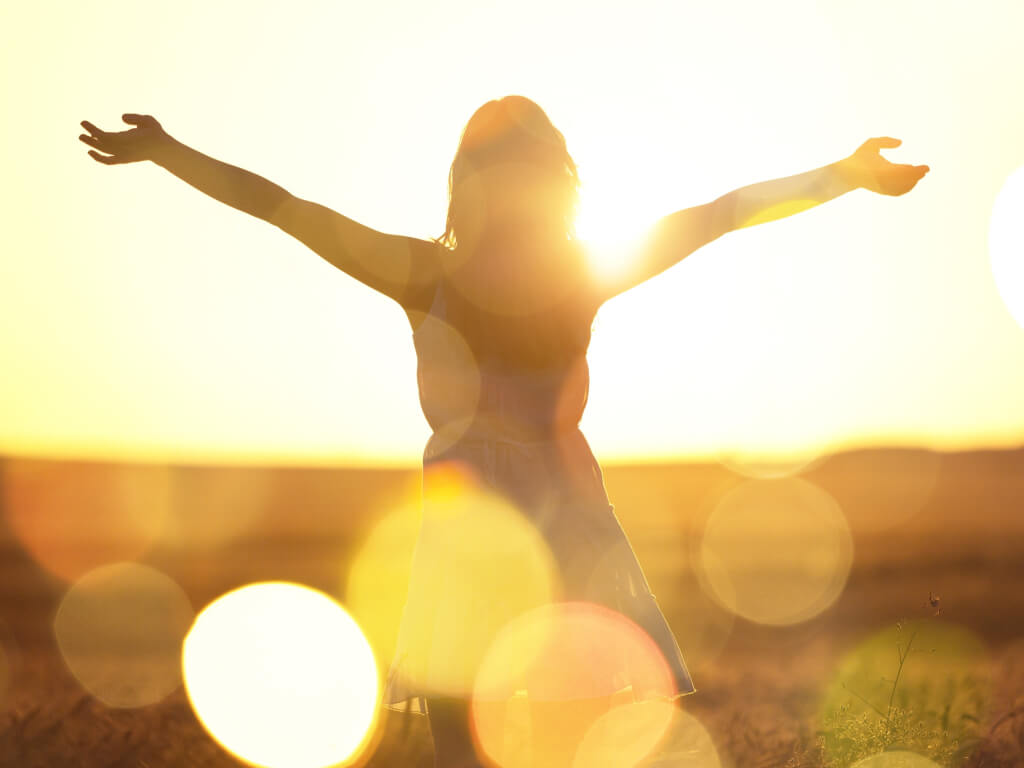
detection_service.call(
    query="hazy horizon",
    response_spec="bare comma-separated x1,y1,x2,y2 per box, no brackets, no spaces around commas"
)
4,1,1024,466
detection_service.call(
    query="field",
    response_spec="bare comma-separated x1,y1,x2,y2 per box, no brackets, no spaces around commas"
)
1,447,1022,767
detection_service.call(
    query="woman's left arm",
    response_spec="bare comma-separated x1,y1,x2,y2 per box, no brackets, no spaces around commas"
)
727,136,930,229
591,137,929,306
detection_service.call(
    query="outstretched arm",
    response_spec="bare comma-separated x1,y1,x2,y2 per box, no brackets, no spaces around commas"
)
80,114,291,220
592,137,930,306
79,114,438,308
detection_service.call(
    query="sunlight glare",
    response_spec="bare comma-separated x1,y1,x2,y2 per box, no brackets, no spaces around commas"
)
575,183,656,285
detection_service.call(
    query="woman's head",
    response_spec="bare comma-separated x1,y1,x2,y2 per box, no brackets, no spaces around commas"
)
439,95,581,250
433,96,596,370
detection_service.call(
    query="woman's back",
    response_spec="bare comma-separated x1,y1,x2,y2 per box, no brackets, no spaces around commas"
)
411,274,610,514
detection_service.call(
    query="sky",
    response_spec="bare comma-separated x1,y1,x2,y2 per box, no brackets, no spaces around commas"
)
2,0,1023,467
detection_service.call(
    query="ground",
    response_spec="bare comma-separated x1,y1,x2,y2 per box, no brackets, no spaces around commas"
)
1,448,1022,767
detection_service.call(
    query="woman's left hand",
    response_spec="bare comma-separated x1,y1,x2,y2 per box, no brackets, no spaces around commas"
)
836,137,930,196
79,114,169,165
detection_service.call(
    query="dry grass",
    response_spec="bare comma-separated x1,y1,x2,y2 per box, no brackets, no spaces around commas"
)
1,448,1022,767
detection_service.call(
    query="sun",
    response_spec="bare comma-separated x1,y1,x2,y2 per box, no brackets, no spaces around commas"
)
574,178,658,285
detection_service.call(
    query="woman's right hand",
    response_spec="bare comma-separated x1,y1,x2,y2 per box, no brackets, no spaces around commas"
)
79,114,170,165
835,137,930,196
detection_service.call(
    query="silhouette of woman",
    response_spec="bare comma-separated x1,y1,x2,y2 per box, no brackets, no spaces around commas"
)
79,98,928,767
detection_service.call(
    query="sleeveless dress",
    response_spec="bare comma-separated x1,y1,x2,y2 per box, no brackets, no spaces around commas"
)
382,276,696,716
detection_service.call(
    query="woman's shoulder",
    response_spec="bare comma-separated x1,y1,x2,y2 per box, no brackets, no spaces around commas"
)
400,240,447,322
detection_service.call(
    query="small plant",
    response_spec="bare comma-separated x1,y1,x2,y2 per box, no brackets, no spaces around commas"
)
839,620,920,744
816,599,989,768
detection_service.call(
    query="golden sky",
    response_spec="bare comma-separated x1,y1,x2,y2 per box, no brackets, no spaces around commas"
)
2,0,1023,467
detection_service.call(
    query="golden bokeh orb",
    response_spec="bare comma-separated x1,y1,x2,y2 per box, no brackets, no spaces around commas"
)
698,477,853,625
54,562,193,708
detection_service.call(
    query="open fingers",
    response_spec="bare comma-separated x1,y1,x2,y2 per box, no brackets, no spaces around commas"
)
88,149,129,165
80,120,107,138
868,136,902,151
901,163,930,179
890,165,929,195
79,133,104,150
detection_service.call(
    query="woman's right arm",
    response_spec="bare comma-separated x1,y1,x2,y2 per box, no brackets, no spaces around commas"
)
81,113,290,221
79,114,439,308
152,130,292,222
587,137,929,308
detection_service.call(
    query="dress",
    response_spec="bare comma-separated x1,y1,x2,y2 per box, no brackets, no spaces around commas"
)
382,276,696,716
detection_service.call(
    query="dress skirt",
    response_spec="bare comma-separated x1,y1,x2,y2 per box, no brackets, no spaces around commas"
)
381,430,696,717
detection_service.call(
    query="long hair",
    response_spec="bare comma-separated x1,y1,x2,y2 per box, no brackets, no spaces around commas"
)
432,96,597,370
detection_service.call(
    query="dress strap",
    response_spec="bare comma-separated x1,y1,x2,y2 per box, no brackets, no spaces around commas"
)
412,278,446,338
428,277,445,318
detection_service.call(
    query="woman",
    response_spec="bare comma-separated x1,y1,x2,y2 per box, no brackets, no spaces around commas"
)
79,97,928,767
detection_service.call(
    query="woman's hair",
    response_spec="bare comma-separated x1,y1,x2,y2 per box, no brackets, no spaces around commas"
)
432,95,597,371
438,95,581,250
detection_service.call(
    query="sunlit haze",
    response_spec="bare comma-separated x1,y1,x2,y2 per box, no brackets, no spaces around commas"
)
3,1,1023,466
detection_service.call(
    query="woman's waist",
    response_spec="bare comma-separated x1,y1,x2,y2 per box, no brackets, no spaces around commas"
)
422,420,605,493
425,412,582,448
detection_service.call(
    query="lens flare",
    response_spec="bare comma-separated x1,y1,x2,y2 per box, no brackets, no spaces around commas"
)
164,466,272,549
409,312,481,455
738,198,821,228
658,566,736,676
345,496,422,674
850,752,941,768
635,706,721,768
439,163,584,318
181,582,379,768
718,447,826,480
53,562,194,708
570,698,676,768
821,619,992,767
386,460,559,701
989,163,1024,330
2,459,171,582
812,448,942,531
698,477,852,625
471,601,676,768
575,187,656,286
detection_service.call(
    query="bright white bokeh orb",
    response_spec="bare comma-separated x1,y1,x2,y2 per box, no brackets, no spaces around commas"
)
989,164,1024,330
182,582,379,768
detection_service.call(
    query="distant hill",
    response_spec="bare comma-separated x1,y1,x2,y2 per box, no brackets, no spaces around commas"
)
2,445,1022,645
2,445,1023,539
